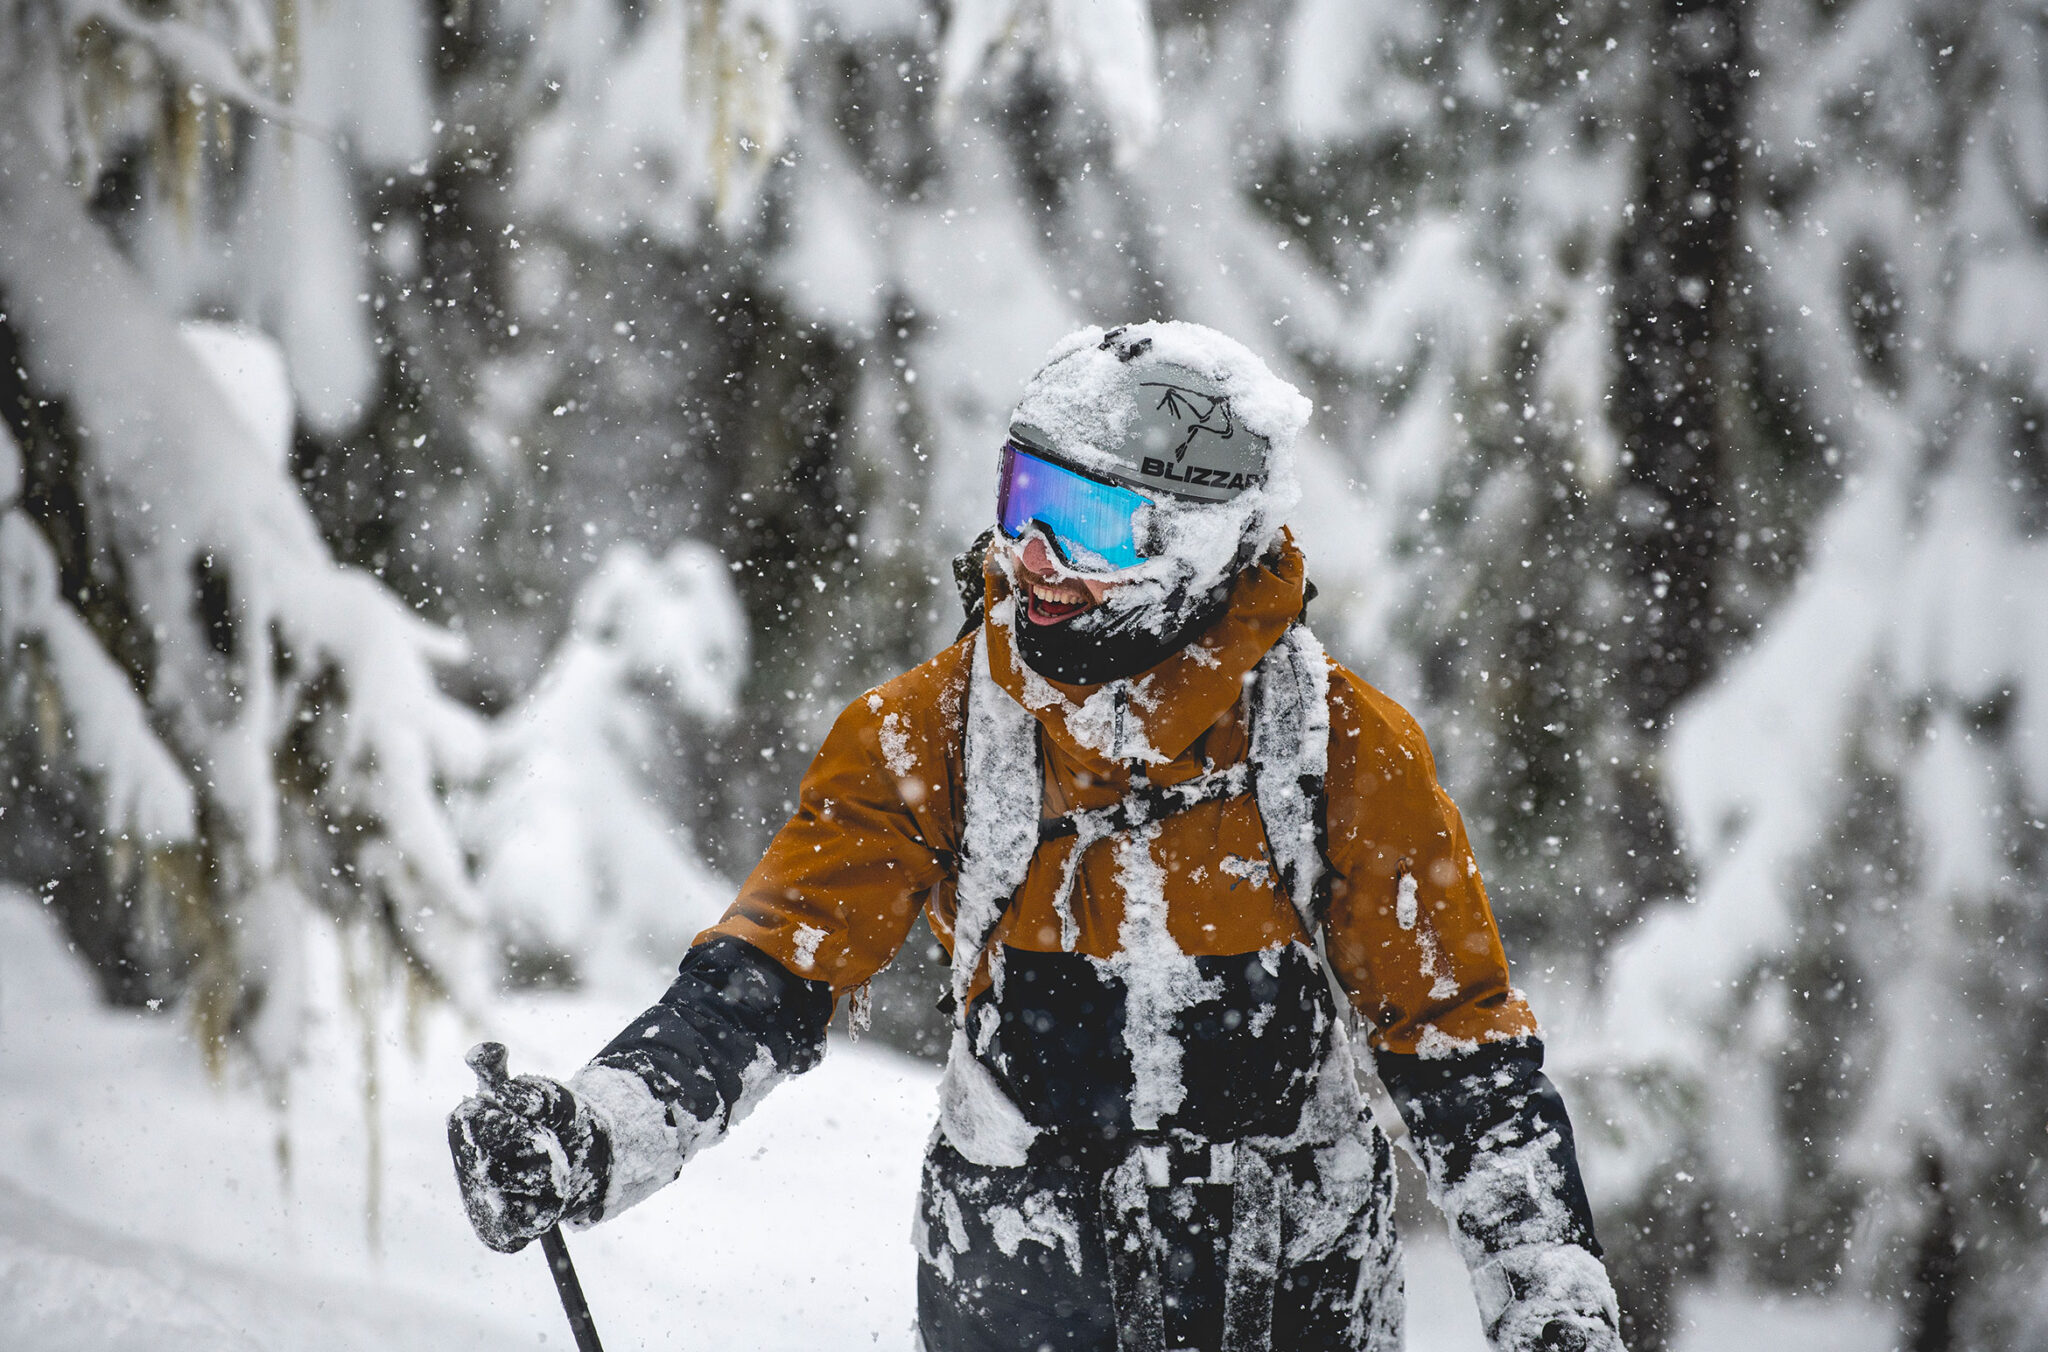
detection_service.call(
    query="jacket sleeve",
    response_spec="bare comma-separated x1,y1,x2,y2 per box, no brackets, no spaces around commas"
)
564,653,967,1222
697,650,964,994
1376,1038,1601,1259
568,935,833,1220
1320,668,1536,1056
1321,668,1614,1342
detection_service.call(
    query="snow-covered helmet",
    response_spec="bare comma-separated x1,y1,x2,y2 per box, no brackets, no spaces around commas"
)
995,321,1311,680
1009,328,1276,507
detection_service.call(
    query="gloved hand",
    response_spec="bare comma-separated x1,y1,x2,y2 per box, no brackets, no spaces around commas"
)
1473,1243,1625,1352
448,1042,613,1253
1527,1313,1622,1352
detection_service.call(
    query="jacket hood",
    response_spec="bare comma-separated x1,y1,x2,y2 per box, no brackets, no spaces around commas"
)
981,530,1309,773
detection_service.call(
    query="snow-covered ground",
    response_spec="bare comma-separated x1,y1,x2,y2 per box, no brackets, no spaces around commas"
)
0,891,1893,1350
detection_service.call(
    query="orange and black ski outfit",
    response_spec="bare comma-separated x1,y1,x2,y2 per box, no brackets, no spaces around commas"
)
546,537,1607,1351
451,322,1621,1352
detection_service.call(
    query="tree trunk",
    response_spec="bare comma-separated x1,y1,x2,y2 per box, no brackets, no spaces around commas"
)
1614,0,1742,720
1605,0,1745,1342
1607,0,1745,914
1908,1149,1959,1352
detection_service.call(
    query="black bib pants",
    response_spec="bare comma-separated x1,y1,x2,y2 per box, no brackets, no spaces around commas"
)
914,1129,1402,1352
913,945,1404,1352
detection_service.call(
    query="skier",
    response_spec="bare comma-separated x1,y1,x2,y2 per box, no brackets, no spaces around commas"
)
450,322,1625,1352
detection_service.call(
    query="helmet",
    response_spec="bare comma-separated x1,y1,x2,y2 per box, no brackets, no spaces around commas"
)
1009,336,1274,506
994,322,1310,680
1000,320,1307,585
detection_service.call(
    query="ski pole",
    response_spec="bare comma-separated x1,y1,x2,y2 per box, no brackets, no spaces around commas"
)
538,1225,605,1352
466,1043,608,1352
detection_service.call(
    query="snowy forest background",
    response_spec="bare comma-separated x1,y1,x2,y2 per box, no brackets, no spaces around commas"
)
2,0,2044,1348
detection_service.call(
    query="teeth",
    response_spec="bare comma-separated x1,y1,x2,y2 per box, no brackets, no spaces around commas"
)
1030,582,1086,606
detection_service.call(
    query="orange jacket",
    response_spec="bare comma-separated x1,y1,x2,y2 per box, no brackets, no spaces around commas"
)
702,532,1536,1058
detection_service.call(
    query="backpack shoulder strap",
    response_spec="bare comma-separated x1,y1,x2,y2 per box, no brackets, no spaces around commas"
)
1250,623,1358,1034
1249,623,1334,936
949,629,1042,1020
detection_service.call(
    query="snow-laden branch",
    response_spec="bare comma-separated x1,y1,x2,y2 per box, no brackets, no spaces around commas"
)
462,541,749,981
0,92,486,1010
0,502,197,846
935,0,1160,165
64,0,303,129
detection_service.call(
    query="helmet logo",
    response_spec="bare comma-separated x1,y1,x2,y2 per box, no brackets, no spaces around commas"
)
1141,383,1235,461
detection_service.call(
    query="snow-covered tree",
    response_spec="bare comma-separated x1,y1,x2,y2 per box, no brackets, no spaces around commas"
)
0,1,801,1044
462,540,749,988
0,10,485,1090
1603,2,2048,1345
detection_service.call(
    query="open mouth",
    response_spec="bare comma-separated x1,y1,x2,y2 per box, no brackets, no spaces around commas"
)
1023,580,1097,625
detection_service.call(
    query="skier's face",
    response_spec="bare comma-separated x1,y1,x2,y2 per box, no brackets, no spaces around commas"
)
1012,533,1116,625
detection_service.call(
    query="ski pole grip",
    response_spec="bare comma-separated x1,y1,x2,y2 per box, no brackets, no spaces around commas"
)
466,1040,513,1099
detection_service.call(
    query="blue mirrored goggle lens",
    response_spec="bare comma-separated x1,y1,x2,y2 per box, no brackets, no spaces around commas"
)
997,445,1149,572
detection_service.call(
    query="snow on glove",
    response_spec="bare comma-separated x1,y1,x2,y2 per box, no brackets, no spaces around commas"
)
1472,1243,1624,1352
448,1042,613,1254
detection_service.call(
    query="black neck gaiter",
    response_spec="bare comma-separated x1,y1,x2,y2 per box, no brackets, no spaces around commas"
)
1015,592,1228,685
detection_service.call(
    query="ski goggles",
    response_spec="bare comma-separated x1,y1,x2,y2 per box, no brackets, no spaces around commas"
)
997,442,1152,573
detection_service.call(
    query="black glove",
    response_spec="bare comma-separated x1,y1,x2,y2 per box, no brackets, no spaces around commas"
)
1476,1244,1625,1352
1536,1314,1621,1352
448,1042,613,1253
